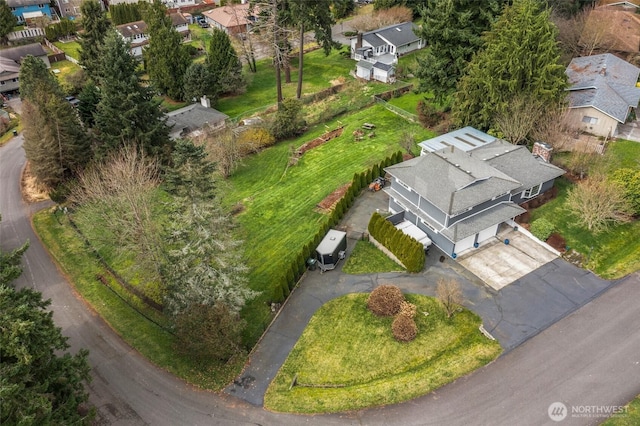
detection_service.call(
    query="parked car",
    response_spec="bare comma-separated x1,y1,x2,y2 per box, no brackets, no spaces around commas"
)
198,20,209,28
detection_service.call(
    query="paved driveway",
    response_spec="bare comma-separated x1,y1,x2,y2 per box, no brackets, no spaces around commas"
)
225,190,617,406
458,225,558,290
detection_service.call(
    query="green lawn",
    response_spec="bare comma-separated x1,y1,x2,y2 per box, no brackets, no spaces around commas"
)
530,140,640,279
224,104,435,344
32,209,244,390
600,394,640,425
53,40,81,60
264,293,501,413
342,239,405,274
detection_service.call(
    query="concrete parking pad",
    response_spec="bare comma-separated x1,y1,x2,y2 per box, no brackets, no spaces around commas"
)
458,227,558,290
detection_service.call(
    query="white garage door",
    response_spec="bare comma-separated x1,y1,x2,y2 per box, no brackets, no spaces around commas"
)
454,234,476,255
477,223,500,244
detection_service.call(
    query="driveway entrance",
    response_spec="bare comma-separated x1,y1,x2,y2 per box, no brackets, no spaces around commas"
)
457,224,559,290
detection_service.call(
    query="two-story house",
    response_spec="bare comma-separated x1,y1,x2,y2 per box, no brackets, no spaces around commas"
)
115,13,190,59
384,127,565,257
0,43,50,94
6,0,52,24
351,22,424,83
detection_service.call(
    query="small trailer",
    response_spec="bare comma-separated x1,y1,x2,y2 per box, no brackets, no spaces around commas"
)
315,229,347,272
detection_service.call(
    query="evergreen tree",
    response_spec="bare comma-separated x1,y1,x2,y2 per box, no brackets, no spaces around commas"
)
78,0,109,82
94,28,171,160
332,0,354,19
452,0,567,130
416,0,506,102
143,0,190,101
77,82,100,127
182,62,211,103
0,215,28,287
206,28,245,99
20,56,91,190
0,0,17,44
161,140,256,318
0,285,91,425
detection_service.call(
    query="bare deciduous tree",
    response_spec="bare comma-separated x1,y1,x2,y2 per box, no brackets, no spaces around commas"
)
399,130,416,155
495,96,543,145
436,277,463,318
566,174,633,234
530,106,577,152
203,128,242,178
350,6,413,33
70,145,163,282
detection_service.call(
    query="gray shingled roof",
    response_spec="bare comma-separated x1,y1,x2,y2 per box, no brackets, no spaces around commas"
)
566,53,640,123
373,62,393,72
385,146,521,215
0,56,20,76
0,43,47,62
6,0,41,7
361,22,420,48
166,104,228,136
441,203,525,241
472,140,565,192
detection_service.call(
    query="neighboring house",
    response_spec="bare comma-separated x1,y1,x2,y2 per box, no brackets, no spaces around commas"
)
202,3,252,36
116,13,191,59
0,43,50,93
565,53,640,138
55,0,83,20
109,0,196,6
166,96,228,140
6,0,53,24
350,22,424,83
384,128,564,257
580,4,640,55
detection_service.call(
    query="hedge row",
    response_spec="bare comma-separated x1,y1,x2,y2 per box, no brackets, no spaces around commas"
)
268,151,405,303
367,212,425,273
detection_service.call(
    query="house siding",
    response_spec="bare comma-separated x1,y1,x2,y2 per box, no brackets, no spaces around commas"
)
389,198,455,254
10,4,52,23
566,106,620,138
389,179,447,223
447,193,511,228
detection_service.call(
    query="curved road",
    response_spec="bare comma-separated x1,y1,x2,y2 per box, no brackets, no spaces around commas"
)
2,136,640,425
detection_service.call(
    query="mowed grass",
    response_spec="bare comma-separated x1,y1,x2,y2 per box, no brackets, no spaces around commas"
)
601,394,640,425
530,140,640,279
217,49,357,119
342,240,405,274
32,209,244,390
225,105,435,343
53,40,81,60
264,293,501,413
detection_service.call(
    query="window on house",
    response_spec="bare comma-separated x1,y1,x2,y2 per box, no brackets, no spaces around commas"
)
38,4,44,7
582,116,598,124
0,81,5,85
523,183,541,198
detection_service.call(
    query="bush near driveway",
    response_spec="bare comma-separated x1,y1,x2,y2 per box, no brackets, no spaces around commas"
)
264,293,501,413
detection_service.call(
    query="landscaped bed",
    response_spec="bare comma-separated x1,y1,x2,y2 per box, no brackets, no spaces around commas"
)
264,293,501,413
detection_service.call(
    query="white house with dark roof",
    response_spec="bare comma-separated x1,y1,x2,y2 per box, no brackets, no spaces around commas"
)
351,22,424,83
565,53,640,138
116,13,190,59
0,43,50,93
384,129,564,257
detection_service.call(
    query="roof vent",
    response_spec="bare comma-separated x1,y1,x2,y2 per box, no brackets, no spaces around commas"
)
133,24,138,29
127,26,132,30
396,28,401,31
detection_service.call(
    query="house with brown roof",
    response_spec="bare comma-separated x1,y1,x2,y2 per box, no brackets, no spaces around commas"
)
0,43,50,93
116,13,190,59
202,3,252,36
580,3,640,55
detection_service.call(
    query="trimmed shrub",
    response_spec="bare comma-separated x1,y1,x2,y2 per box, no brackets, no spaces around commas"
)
530,218,555,241
398,301,417,319
360,172,368,189
367,284,404,317
392,314,418,342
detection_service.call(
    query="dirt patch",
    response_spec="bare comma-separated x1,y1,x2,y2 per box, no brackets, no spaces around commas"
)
546,232,567,253
21,162,50,203
330,77,346,86
316,183,351,212
295,126,344,157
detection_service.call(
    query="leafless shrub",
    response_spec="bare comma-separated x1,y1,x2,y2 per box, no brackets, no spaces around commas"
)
436,278,463,318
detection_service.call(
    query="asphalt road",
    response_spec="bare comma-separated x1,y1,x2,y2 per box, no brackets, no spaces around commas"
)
2,135,640,425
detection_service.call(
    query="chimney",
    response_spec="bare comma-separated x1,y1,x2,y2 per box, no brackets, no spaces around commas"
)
356,32,362,49
533,141,553,163
200,95,210,108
